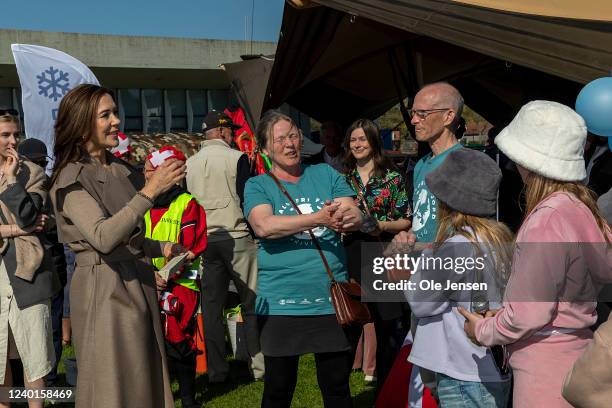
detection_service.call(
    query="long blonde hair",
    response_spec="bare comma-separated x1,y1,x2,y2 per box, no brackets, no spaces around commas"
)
524,173,611,243
435,201,514,284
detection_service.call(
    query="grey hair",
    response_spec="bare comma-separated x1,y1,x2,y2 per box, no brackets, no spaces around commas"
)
255,110,299,149
204,127,217,140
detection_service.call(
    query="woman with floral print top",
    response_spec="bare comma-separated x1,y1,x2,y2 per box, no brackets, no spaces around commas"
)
343,118,411,394
347,167,411,232
344,119,411,237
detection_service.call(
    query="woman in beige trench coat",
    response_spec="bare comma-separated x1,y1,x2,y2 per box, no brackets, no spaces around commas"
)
49,84,189,408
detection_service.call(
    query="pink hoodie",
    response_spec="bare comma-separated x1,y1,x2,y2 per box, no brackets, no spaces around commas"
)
474,191,612,407
475,192,611,344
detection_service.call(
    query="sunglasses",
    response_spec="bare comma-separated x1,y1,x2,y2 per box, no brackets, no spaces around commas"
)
0,108,19,117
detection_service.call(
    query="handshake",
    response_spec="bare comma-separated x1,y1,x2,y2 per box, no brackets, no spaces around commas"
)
314,199,363,233
385,230,418,257
382,230,430,282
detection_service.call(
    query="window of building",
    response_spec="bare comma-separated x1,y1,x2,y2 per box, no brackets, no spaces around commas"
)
4,86,233,135
189,89,207,132
167,89,187,131
208,89,228,112
122,89,142,131
143,89,164,133
0,88,12,108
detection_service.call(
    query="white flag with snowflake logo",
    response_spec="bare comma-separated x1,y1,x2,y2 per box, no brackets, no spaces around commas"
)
11,44,99,169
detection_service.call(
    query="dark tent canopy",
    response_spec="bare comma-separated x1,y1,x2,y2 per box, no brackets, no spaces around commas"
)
222,56,275,131
261,0,612,126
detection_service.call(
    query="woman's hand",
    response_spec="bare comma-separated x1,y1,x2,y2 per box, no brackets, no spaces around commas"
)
2,147,20,182
457,307,484,346
314,200,342,229
336,203,363,232
11,214,48,236
324,199,362,232
30,214,48,233
485,308,501,318
140,159,186,199
155,272,167,291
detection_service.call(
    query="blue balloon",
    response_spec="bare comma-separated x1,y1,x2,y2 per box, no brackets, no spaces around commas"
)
576,77,612,137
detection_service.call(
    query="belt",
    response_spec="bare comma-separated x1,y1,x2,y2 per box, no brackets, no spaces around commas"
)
534,328,578,336
75,248,140,267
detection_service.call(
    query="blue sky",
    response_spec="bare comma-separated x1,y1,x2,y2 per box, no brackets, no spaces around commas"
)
0,0,285,42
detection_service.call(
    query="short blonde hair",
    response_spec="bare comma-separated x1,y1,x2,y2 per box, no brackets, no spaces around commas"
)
0,113,20,126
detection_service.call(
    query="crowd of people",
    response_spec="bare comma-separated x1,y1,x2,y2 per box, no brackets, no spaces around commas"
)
0,80,610,408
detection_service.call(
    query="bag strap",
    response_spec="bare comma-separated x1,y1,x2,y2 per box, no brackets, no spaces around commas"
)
350,175,387,247
266,171,336,283
351,175,373,218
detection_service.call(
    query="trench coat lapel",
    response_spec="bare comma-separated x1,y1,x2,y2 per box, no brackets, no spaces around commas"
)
94,154,138,216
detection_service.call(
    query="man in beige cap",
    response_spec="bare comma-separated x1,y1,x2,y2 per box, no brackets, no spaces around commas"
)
186,111,264,382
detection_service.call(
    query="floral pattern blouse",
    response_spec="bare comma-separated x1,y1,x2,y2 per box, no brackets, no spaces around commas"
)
346,168,411,222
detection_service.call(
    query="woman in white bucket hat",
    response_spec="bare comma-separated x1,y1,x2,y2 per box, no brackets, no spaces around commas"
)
459,100,612,407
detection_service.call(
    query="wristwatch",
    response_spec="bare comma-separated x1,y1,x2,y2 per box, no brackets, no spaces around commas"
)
360,215,379,234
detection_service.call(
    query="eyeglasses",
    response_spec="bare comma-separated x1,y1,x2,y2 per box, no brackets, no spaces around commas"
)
408,108,450,119
0,108,19,117
273,133,301,145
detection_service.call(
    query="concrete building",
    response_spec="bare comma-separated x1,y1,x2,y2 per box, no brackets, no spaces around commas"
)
0,29,277,133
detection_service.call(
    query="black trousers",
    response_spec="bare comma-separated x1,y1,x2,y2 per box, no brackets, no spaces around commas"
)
45,290,64,386
168,352,197,408
261,351,353,408
372,315,406,395
201,238,260,382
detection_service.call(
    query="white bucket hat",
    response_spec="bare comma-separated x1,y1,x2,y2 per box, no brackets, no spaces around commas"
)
495,100,587,182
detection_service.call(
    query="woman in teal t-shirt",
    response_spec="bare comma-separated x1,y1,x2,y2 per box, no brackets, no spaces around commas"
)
245,110,363,408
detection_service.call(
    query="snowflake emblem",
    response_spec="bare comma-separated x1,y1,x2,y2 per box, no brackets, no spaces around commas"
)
37,67,70,102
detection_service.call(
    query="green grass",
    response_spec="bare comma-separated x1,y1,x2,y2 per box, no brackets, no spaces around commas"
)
44,346,376,408
191,356,376,408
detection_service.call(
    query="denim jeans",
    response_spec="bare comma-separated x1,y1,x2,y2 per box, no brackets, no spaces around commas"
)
436,373,510,408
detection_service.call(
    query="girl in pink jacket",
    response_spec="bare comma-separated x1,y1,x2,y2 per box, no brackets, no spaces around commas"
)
460,101,612,408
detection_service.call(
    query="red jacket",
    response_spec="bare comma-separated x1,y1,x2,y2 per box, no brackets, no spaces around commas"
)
150,198,207,347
